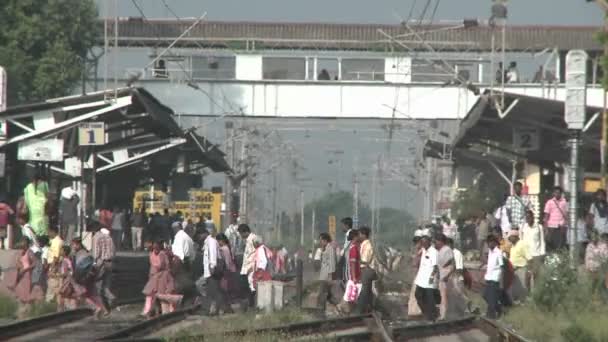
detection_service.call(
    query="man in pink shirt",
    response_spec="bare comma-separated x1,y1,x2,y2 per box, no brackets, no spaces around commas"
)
543,186,568,253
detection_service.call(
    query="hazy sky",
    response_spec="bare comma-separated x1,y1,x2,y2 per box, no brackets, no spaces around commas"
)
99,0,602,26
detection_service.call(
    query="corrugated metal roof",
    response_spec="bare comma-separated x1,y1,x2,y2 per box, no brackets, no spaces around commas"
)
105,19,602,52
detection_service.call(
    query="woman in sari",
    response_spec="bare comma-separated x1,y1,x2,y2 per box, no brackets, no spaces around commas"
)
216,233,237,299
23,175,49,237
7,240,36,318
142,241,182,317
58,245,78,311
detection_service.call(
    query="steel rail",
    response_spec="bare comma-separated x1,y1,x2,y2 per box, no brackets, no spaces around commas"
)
477,316,532,342
96,304,201,341
0,298,146,341
0,308,94,341
392,316,478,339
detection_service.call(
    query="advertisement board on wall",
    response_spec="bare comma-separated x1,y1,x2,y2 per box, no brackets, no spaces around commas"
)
133,189,222,226
17,138,64,162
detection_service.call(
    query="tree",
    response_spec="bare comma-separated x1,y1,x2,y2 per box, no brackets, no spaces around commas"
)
0,0,98,105
450,171,506,221
303,191,416,247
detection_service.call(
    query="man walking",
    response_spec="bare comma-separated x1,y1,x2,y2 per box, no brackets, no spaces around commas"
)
337,217,353,282
238,224,258,308
171,222,195,270
59,186,79,242
196,229,229,315
130,206,147,251
355,226,377,314
508,230,530,302
435,234,454,320
494,194,512,239
46,226,63,303
543,186,568,252
506,182,531,230
111,207,126,250
225,217,243,269
414,235,439,322
483,235,503,319
92,222,116,312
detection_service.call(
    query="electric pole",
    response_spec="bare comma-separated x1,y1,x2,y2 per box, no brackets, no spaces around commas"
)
595,0,608,187
300,189,304,246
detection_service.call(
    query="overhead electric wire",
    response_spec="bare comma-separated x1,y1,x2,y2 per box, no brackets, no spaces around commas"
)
129,0,238,124
416,0,432,28
159,0,242,116
406,0,418,23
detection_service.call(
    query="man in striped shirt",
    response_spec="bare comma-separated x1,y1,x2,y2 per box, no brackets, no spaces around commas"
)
93,223,116,312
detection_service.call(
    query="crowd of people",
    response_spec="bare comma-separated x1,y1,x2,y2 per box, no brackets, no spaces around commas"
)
408,183,608,321
1,175,301,318
313,218,380,315
3,209,295,318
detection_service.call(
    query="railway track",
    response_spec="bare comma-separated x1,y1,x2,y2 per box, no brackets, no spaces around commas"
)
0,299,145,342
148,310,528,342
0,301,203,342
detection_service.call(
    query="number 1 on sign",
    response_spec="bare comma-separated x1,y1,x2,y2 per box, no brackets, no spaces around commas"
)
87,130,95,144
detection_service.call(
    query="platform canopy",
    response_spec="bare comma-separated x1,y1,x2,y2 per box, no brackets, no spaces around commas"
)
0,87,230,180
451,90,603,173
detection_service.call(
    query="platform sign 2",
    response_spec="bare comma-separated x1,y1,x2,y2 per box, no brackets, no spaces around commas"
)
79,122,106,146
513,127,540,151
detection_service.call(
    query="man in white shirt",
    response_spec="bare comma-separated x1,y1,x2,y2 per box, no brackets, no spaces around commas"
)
494,194,512,238
447,238,471,315
196,229,229,315
224,218,243,268
414,235,439,321
435,234,454,320
483,234,503,319
238,224,258,308
171,224,195,270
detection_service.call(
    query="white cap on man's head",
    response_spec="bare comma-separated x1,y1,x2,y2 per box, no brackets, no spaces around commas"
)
414,229,424,237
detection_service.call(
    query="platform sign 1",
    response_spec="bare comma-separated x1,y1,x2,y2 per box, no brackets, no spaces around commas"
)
565,50,588,130
79,122,106,146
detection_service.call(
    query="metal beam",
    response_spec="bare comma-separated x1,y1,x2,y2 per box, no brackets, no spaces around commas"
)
0,96,131,148
97,138,186,172
8,119,34,132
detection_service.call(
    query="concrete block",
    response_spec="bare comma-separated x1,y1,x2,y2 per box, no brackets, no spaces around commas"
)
257,280,286,312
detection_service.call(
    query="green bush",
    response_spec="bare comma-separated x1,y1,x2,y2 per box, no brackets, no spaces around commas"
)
27,301,57,318
530,253,580,312
0,293,18,319
561,323,597,342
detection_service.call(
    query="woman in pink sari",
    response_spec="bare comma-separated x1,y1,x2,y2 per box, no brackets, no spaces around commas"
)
216,233,237,298
7,240,36,318
142,241,182,317
57,245,78,311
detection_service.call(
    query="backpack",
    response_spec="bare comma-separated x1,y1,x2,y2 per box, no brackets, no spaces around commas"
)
212,248,226,277
74,254,95,284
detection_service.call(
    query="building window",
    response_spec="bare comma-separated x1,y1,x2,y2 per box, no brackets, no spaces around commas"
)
341,59,385,81
411,59,455,83
263,57,306,80
191,56,236,79
317,58,339,81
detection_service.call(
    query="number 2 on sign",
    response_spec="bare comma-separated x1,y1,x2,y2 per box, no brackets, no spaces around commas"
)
87,130,95,144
